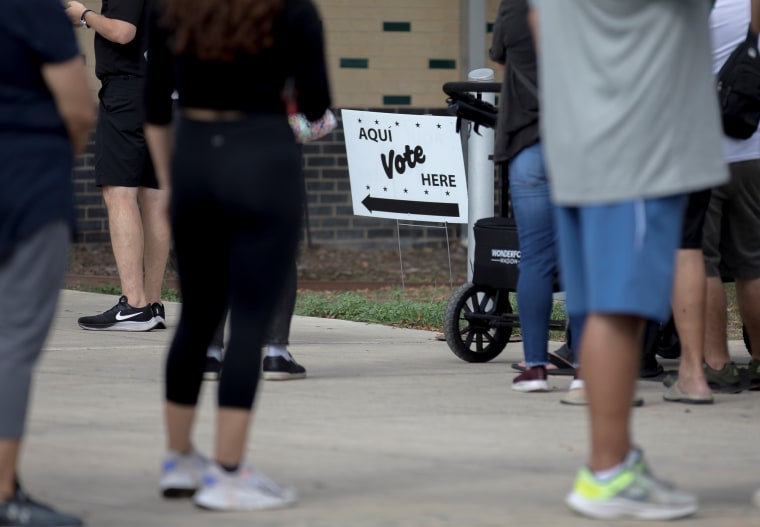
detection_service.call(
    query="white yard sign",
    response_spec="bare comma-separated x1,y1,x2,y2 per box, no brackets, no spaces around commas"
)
341,109,468,223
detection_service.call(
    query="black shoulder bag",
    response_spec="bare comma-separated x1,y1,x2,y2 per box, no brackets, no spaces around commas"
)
717,26,760,139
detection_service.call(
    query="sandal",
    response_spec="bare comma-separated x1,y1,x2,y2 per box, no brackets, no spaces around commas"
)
548,344,574,369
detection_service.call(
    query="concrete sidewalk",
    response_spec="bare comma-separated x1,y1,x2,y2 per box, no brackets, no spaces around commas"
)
21,289,760,526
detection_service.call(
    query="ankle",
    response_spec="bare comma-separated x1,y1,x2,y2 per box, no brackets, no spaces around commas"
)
704,359,727,371
168,444,194,457
0,482,16,503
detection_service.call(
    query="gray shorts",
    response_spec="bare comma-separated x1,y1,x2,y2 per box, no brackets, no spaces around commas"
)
0,221,69,438
703,159,760,279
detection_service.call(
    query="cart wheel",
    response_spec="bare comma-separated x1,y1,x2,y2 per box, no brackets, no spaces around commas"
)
444,282,512,362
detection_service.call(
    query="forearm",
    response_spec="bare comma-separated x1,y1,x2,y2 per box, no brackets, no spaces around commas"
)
66,2,136,44
84,11,136,44
145,124,173,191
42,57,96,155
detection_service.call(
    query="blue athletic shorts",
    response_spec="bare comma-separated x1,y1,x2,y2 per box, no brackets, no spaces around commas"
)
554,196,687,322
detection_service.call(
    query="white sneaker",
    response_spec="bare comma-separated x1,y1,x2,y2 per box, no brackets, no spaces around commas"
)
560,379,586,405
160,449,210,498
560,379,645,407
566,452,697,520
193,463,298,511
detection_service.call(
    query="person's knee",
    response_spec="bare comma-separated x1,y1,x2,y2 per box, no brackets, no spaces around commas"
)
138,186,169,206
102,185,139,209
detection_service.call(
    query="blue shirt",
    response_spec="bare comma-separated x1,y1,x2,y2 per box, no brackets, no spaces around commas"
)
0,0,81,258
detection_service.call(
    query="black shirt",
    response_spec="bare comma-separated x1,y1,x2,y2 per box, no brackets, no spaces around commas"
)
490,0,539,164
95,0,150,79
0,0,79,258
145,0,331,125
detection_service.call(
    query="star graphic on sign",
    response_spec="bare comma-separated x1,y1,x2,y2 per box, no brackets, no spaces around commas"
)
395,122,400,126
366,185,370,190
437,124,442,129
383,187,388,192
404,188,409,193
424,190,429,195
375,120,379,125
415,123,421,128
358,118,362,123
445,191,450,196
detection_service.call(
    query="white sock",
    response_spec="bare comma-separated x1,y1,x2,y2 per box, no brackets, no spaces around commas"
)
593,461,626,482
206,346,223,361
266,345,292,360
593,448,640,481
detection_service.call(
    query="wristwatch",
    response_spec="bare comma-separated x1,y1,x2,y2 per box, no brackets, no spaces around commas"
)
80,9,93,28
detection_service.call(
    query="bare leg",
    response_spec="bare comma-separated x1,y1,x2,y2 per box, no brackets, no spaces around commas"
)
215,408,251,467
736,277,760,361
138,187,170,304
704,276,730,370
672,250,711,396
582,313,641,471
164,402,196,455
102,185,148,307
0,440,19,501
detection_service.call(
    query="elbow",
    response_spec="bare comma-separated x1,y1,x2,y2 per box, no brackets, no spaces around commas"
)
112,30,136,45
110,24,137,45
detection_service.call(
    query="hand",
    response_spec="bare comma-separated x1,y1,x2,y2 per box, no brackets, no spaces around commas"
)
64,1,87,26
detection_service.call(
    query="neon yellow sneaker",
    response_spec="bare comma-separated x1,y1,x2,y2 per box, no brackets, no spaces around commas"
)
566,461,697,520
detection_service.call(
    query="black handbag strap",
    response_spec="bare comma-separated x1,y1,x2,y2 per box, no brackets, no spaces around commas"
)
747,24,759,44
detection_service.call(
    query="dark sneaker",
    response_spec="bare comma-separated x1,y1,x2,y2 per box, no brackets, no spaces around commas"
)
704,361,742,393
640,354,664,379
152,303,167,329
748,359,760,391
78,296,158,331
204,356,222,381
262,356,306,380
512,365,550,392
0,484,82,526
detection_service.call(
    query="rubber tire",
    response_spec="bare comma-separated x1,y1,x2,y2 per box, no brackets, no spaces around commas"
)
444,282,512,363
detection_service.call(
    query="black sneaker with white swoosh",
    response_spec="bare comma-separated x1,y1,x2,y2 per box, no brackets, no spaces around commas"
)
152,302,167,329
78,295,159,331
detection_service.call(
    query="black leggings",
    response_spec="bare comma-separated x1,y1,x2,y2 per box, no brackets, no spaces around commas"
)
165,114,303,409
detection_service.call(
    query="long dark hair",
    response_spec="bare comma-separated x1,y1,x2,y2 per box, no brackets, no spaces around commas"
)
162,0,283,61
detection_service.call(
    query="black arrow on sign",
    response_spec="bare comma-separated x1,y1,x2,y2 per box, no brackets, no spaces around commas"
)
361,195,460,217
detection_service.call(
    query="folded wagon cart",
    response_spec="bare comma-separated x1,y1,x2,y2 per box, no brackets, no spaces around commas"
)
442,80,566,363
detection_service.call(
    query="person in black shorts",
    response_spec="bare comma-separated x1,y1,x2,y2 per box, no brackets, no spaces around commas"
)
66,0,171,332
663,190,715,403
703,160,760,392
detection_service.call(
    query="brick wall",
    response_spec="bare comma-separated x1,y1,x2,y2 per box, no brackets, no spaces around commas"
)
73,107,496,249
73,137,110,244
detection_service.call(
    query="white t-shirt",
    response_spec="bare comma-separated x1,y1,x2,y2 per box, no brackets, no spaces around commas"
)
711,0,760,163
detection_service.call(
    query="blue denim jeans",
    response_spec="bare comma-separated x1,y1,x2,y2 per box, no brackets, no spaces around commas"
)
508,142,559,367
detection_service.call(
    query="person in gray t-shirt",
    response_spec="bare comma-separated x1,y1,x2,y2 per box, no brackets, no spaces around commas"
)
529,0,751,520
